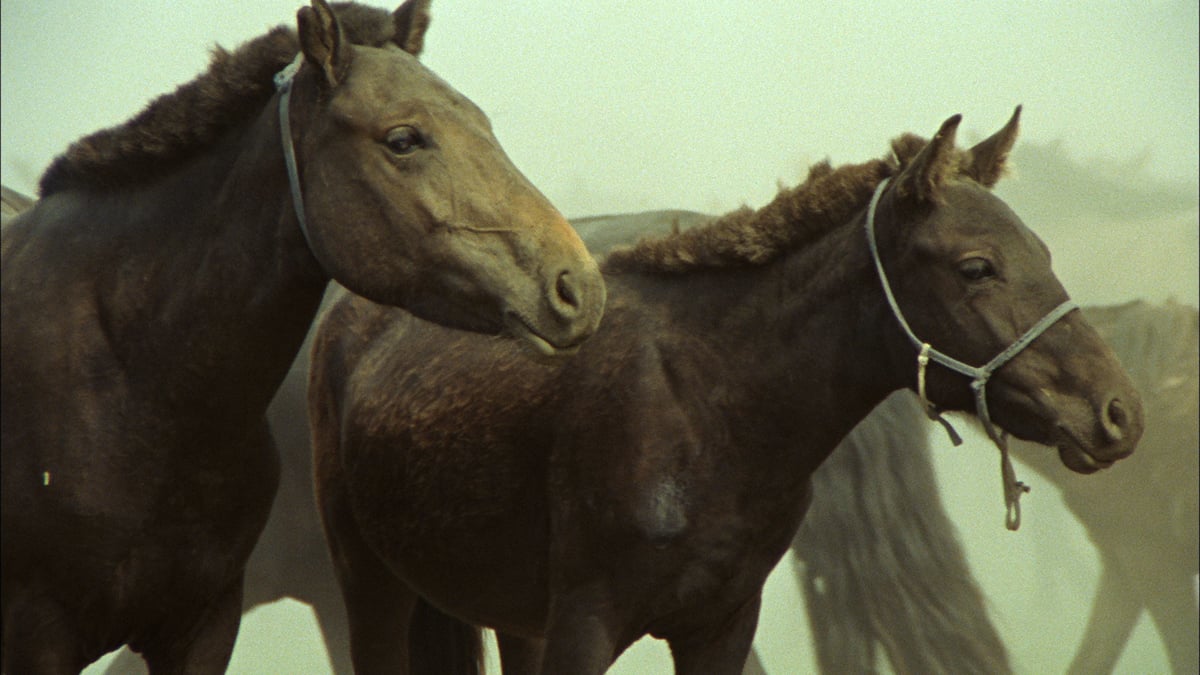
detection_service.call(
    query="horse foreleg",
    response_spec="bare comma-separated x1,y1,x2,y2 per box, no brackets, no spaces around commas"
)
741,647,770,675
667,593,762,675
537,588,619,675
2,592,88,675
140,577,244,675
319,476,418,673
101,647,149,675
496,630,545,675
1067,559,1141,675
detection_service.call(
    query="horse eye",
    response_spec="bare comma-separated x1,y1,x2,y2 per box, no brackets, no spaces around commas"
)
384,126,424,155
958,257,996,281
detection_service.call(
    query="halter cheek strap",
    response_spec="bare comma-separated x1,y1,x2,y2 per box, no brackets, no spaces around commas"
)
865,177,1078,530
273,55,320,260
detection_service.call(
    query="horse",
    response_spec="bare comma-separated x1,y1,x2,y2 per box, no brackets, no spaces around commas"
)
0,1,605,671
578,212,1009,675
4,202,699,674
585,211,1012,675
779,300,1197,675
308,108,1145,674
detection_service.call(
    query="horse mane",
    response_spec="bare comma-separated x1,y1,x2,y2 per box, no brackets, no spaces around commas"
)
602,132,953,275
38,3,399,197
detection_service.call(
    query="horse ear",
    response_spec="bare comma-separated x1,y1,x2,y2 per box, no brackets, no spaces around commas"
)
964,105,1021,188
393,0,432,56
298,0,351,87
893,114,962,207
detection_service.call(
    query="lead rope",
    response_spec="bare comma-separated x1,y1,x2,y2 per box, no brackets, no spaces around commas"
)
999,434,1029,530
865,178,1077,530
917,343,964,446
917,341,1025,528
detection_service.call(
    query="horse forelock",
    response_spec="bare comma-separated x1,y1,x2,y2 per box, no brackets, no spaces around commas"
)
602,129,995,276
37,3,399,197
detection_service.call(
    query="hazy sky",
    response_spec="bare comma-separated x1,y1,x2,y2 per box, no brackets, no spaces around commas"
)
2,0,1197,219
3,2,1195,673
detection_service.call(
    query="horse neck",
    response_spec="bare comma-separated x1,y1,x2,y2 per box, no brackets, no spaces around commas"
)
647,215,907,472
73,100,325,429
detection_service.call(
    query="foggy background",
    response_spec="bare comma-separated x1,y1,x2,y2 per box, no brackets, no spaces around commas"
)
2,1,1196,673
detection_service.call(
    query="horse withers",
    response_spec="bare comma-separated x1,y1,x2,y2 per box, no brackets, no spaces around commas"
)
1,2,603,673
309,108,1143,674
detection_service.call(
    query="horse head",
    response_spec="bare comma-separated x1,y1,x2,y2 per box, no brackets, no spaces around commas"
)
284,0,604,356
872,108,1143,474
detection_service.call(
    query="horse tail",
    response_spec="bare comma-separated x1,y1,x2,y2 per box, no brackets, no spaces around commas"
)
409,597,486,675
794,392,1011,675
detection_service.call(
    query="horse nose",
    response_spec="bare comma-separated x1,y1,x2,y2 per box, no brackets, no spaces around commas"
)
1099,397,1135,451
550,269,583,320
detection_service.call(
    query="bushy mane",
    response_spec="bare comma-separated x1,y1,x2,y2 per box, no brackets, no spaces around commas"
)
38,3,398,197
603,132,949,275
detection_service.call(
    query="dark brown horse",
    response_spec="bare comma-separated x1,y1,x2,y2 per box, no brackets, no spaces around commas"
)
775,300,1196,675
309,109,1144,674
0,1,604,672
582,210,1010,675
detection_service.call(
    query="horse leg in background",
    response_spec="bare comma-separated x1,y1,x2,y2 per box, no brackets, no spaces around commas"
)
1065,543,1199,674
496,631,545,675
1110,544,1199,675
308,582,354,675
1144,569,1200,675
1066,555,1142,675
666,594,762,675
795,551,877,673
793,392,1011,675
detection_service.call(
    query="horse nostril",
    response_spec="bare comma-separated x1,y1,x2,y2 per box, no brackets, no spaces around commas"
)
1102,398,1127,443
553,270,581,315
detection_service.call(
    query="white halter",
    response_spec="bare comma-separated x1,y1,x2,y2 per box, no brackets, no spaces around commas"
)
273,55,318,257
865,177,1078,530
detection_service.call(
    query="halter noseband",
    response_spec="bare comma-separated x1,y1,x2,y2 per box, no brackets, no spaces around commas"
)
274,55,319,259
865,177,1078,530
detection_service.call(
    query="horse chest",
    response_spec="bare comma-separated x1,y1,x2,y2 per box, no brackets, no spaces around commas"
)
570,443,811,617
